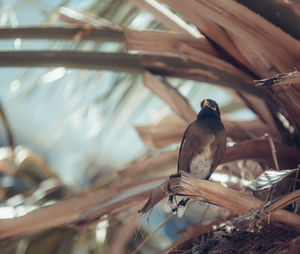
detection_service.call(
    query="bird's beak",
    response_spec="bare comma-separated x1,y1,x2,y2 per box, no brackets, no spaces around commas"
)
203,100,210,108
203,100,216,110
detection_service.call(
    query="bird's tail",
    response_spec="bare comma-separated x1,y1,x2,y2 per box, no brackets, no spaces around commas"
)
164,195,190,217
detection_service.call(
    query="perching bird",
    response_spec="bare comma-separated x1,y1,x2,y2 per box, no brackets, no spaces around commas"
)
164,99,226,217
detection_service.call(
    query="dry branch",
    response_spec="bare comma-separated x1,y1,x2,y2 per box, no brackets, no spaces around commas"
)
119,137,299,186
125,28,218,57
108,211,140,254
0,51,275,103
0,26,124,42
124,25,280,136
0,181,154,240
235,92,280,137
237,0,300,40
57,7,119,29
256,71,300,135
135,115,187,148
143,71,196,123
160,0,251,70
156,0,300,138
180,176,300,230
175,41,253,83
142,65,279,141
118,149,177,177
222,138,300,169
136,114,279,148
162,0,300,77
129,0,201,37
139,176,300,231
0,26,205,53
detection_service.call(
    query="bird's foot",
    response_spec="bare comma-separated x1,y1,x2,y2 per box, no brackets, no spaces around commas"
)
167,174,181,193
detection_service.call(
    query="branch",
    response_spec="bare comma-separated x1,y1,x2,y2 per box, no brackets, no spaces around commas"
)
0,183,153,240
118,149,177,178
0,26,124,42
57,7,119,29
162,0,300,77
129,0,201,37
236,0,300,40
0,26,214,57
0,50,276,105
143,71,196,123
179,176,300,231
136,115,279,148
255,71,300,136
222,138,300,169
139,176,300,231
119,137,300,183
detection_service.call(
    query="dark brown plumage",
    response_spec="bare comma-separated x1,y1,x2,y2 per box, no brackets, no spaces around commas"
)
164,99,226,217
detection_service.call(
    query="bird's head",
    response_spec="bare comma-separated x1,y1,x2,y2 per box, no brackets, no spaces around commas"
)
198,99,221,119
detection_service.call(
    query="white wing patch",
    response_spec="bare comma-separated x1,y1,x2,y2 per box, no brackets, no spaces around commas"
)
190,146,212,178
164,195,189,218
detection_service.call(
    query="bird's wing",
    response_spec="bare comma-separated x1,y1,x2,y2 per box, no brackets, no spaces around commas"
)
177,123,191,174
208,128,226,178
178,123,215,175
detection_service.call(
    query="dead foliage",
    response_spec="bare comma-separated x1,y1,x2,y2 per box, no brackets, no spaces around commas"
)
1,1,300,253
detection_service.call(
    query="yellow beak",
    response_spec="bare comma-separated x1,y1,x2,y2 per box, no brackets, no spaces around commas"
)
203,100,210,107
203,100,217,110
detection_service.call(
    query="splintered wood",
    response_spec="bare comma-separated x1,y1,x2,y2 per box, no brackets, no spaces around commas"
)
139,175,300,231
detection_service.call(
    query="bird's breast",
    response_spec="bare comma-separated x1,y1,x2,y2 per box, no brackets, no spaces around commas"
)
190,147,212,178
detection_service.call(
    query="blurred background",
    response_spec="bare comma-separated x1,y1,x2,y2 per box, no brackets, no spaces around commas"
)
0,0,299,254
0,0,253,187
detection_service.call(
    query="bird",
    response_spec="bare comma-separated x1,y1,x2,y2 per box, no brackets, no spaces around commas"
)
164,99,226,217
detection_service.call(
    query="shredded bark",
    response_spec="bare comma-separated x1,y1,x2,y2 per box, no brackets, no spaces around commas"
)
189,224,298,254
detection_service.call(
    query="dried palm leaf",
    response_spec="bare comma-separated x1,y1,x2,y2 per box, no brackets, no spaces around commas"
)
129,0,201,37
248,168,299,191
